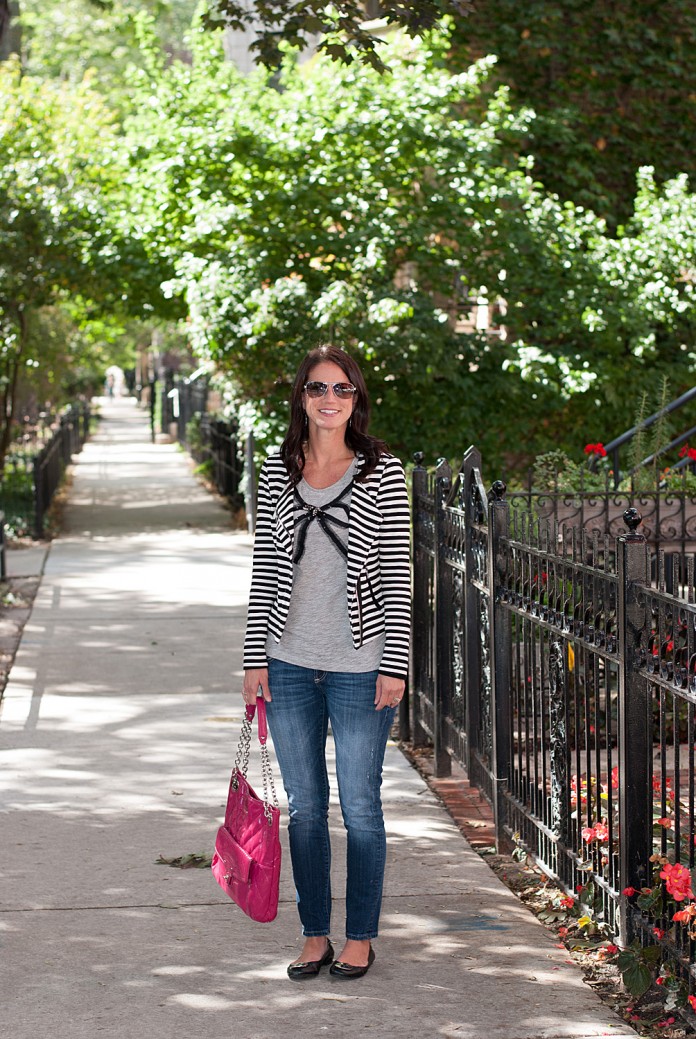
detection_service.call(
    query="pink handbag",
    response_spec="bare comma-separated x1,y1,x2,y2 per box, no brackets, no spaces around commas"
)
211,697,282,923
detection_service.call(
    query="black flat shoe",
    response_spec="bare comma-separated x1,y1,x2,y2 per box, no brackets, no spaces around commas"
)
287,940,334,979
329,945,375,979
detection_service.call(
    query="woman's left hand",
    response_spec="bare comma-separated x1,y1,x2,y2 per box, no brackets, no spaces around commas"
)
375,674,405,711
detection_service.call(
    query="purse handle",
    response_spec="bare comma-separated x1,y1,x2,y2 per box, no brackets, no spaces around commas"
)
245,696,269,745
235,697,279,820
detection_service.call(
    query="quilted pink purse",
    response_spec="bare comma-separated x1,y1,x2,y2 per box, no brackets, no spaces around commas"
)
211,698,281,922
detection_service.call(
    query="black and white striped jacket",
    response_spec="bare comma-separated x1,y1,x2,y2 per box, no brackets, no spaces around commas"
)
243,452,411,679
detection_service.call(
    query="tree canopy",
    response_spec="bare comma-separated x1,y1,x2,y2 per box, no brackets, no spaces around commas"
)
203,0,474,70
123,27,696,470
2,6,695,481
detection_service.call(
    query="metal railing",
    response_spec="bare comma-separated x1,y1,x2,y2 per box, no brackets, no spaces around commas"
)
0,403,91,539
196,414,245,511
411,446,696,988
33,403,91,537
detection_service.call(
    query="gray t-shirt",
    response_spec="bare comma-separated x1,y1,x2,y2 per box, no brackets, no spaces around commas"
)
266,460,385,672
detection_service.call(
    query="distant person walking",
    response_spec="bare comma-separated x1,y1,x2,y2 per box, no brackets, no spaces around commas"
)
242,344,411,979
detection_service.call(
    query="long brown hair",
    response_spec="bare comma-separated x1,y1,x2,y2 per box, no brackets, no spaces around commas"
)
280,345,388,485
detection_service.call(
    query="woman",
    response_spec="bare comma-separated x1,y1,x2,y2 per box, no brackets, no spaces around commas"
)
242,344,411,980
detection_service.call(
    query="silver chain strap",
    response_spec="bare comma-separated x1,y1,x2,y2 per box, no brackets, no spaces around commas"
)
232,706,279,825
260,740,280,823
231,711,252,789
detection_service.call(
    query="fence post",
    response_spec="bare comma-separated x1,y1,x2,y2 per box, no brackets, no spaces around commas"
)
488,480,512,850
0,511,6,581
33,443,46,539
461,447,485,777
149,379,156,442
616,507,652,946
245,431,257,535
410,453,429,748
433,457,453,777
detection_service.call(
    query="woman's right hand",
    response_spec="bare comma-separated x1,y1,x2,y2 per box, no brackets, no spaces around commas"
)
242,667,271,704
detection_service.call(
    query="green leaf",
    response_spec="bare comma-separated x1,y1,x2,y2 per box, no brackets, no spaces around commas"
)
619,958,653,999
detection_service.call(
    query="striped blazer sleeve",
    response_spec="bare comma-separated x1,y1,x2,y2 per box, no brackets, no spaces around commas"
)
242,462,277,669
376,456,412,680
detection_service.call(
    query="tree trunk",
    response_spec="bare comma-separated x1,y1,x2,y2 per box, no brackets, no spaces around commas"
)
0,1,21,62
0,305,26,474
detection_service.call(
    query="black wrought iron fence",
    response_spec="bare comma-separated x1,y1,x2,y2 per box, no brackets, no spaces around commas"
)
197,415,244,510
33,403,91,537
507,480,696,589
411,446,696,992
0,403,91,539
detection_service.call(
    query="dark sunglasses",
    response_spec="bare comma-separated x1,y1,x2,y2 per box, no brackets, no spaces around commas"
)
303,381,357,400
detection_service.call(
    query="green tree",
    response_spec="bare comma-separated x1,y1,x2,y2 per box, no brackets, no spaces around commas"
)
125,27,696,473
450,1,696,224
0,58,176,467
125,31,537,462
203,1,474,70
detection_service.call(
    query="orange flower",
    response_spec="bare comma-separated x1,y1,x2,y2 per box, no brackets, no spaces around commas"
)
672,903,696,924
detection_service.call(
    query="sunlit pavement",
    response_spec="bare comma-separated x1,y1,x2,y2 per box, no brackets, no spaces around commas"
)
0,398,637,1039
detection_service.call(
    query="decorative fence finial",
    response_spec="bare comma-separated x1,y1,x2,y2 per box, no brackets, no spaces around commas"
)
490,480,507,501
623,507,642,532
413,451,425,467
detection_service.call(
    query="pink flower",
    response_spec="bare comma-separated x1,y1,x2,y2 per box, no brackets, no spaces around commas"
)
594,821,609,842
660,862,694,902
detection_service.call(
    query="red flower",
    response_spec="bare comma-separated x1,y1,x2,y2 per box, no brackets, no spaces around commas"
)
610,765,619,789
652,926,666,939
656,816,673,828
581,826,597,843
657,1017,676,1028
679,444,696,461
622,886,638,897
656,976,665,985
558,925,569,937
604,943,618,955
584,442,607,458
688,995,696,1011
560,896,575,909
672,903,696,924
660,862,694,902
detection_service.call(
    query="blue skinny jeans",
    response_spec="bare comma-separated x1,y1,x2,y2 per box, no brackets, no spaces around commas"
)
266,658,395,941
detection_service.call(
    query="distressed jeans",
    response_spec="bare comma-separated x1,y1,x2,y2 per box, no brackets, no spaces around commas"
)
266,659,395,940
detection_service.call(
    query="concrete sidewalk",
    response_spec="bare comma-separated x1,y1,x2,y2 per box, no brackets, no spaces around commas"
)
0,398,636,1039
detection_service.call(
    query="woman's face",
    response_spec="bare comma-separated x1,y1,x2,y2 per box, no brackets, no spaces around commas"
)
303,360,357,436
